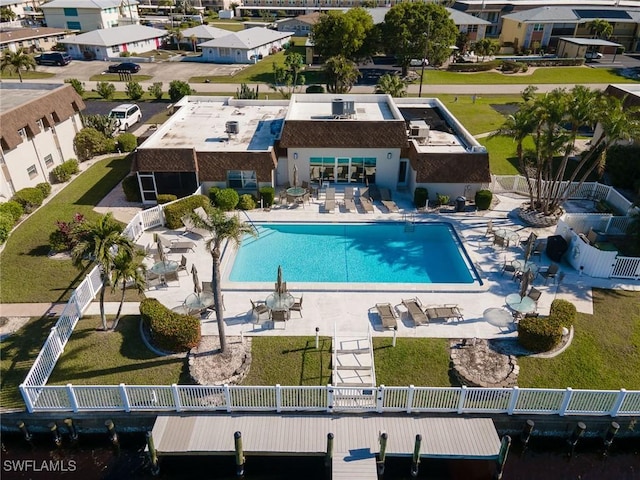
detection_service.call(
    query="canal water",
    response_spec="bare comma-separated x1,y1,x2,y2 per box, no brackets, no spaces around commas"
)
1,432,638,479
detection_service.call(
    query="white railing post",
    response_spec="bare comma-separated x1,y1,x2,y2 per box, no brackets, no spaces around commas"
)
66,384,79,413
559,387,573,416
224,384,232,412
19,384,34,413
119,383,131,412
171,384,182,412
457,386,468,414
610,389,627,417
506,386,519,415
376,385,385,413
327,384,334,413
406,385,415,414
276,384,282,413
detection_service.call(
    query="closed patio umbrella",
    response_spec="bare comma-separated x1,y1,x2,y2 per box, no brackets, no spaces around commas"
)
519,270,533,299
276,265,284,294
155,234,166,265
293,163,298,188
192,264,202,296
524,232,537,263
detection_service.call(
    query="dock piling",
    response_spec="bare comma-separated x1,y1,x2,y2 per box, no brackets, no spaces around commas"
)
521,419,534,451
567,422,586,457
105,420,119,447
146,431,160,476
48,422,62,447
603,421,620,456
234,431,245,477
495,435,511,480
64,418,78,442
377,432,388,476
410,434,421,478
16,421,32,442
324,432,334,469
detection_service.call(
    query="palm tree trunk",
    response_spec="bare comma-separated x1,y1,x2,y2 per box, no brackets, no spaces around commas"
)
18,70,23,83
112,284,126,330
99,279,108,330
212,249,227,353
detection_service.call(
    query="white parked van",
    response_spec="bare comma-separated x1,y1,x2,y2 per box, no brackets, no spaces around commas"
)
108,104,142,131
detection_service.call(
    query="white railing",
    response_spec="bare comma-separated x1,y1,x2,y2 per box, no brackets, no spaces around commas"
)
20,384,640,416
18,185,640,417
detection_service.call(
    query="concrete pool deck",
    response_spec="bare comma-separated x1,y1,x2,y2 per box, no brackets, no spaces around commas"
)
106,188,640,340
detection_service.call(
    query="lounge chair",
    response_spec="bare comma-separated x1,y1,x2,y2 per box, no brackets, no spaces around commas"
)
271,309,289,329
343,187,356,212
369,185,382,201
380,188,399,213
324,198,336,213
170,239,195,252
402,298,428,326
424,304,464,322
358,187,374,213
375,303,398,329
537,263,559,285
325,187,336,200
181,214,209,239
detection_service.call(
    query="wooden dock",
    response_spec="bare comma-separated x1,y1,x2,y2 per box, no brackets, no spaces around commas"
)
151,414,502,479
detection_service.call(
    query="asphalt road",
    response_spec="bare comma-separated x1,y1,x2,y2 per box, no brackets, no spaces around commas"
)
83,100,170,122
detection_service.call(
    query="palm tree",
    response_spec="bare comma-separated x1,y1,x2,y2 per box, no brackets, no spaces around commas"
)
589,19,613,39
71,213,134,331
1,48,36,83
110,248,146,330
374,73,407,97
324,55,360,94
193,208,256,353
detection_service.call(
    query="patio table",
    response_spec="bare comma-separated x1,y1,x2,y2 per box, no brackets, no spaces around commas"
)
512,259,539,276
505,293,536,314
266,292,294,310
494,228,520,247
483,308,513,328
150,260,178,286
184,292,215,314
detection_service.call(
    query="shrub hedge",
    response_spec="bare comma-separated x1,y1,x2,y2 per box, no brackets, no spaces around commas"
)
306,85,325,93
549,299,576,328
414,187,428,208
116,132,137,152
518,316,563,353
0,201,24,223
448,60,501,72
475,189,493,210
0,212,14,245
259,186,275,207
36,182,52,198
216,188,239,211
208,187,220,205
157,194,177,205
51,159,79,183
139,298,201,352
163,194,210,229
12,187,44,213
237,193,256,210
121,175,141,202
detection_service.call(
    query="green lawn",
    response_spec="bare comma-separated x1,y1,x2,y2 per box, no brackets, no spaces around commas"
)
89,74,153,82
0,71,55,80
0,156,137,304
435,94,522,136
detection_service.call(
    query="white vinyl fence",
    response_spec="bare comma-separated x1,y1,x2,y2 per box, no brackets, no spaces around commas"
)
18,182,640,415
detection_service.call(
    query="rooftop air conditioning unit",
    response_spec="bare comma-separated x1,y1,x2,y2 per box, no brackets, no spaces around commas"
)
409,120,429,138
225,120,239,135
332,98,345,117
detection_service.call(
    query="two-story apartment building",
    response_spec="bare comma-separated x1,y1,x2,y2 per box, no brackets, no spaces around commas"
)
0,83,85,202
0,26,73,52
40,0,139,31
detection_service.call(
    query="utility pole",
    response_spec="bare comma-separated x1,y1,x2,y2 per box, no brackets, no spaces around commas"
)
418,29,429,98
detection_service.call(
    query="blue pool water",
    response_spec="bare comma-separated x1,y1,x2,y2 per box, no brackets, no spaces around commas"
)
229,223,477,284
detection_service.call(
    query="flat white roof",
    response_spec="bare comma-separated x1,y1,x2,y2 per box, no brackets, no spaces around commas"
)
286,94,403,121
140,96,289,152
0,83,61,114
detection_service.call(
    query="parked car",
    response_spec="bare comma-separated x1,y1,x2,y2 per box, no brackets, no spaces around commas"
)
108,104,142,131
107,62,141,73
585,51,603,60
35,52,71,66
410,58,429,67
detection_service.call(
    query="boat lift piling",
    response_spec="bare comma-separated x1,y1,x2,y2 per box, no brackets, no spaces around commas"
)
410,434,421,478
377,432,388,476
234,431,245,477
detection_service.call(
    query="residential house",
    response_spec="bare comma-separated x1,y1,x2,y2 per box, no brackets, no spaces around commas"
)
132,94,490,205
60,24,167,60
40,0,139,32
0,83,84,202
180,24,230,50
275,12,320,36
0,0,45,25
199,27,292,64
499,6,640,52
0,26,73,52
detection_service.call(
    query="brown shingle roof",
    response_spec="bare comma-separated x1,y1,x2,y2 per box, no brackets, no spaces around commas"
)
134,148,197,172
197,151,276,183
279,121,408,148
408,149,491,184
0,27,69,44
0,84,84,151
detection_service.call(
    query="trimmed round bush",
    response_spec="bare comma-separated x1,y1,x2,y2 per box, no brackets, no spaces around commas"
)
208,186,220,205
237,193,256,210
51,159,79,183
436,193,450,206
475,189,493,210
518,316,563,352
0,201,24,223
216,188,239,211
157,194,177,204
550,299,576,328
414,187,428,208
0,211,14,245
163,194,210,230
116,132,137,152
306,85,325,93
48,229,68,252
121,175,141,202
140,298,201,352
36,182,52,198
12,187,44,214
259,186,275,207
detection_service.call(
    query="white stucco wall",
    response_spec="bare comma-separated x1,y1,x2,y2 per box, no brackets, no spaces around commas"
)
43,7,119,30
201,37,288,64
64,36,162,60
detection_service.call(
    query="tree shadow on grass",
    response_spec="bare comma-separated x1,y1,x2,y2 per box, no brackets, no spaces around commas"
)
73,156,132,207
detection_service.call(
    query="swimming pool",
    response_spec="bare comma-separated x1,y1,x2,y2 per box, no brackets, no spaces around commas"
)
227,222,479,286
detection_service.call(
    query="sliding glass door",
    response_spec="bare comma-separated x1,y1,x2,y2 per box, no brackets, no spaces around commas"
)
309,156,376,184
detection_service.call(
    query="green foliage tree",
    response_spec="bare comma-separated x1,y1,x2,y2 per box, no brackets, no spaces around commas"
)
148,81,163,100
192,208,256,352
110,248,146,328
236,83,259,99
311,8,375,61
82,114,118,137
382,3,457,74
168,80,193,102
95,81,116,100
589,19,613,39
269,50,305,98
491,86,640,216
71,213,134,331
74,127,115,161
0,6,17,21
116,132,137,152
324,55,360,94
125,80,144,100
374,73,407,97
64,78,85,95
473,38,500,61
1,47,36,82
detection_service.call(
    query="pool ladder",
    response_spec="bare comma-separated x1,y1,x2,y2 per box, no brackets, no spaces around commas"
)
403,213,416,232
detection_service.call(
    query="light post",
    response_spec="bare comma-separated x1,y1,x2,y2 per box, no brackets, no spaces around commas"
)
418,31,429,98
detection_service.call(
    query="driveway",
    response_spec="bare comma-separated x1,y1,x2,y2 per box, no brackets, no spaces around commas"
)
83,100,170,123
